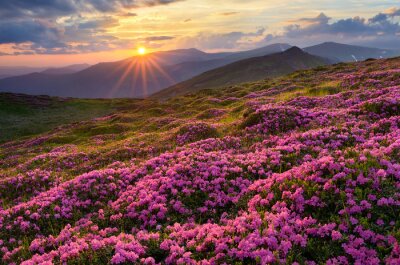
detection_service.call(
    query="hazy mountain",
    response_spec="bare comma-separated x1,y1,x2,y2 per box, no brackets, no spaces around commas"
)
153,47,332,99
0,44,291,98
0,64,90,79
224,43,291,61
41,64,91,75
8,43,397,99
0,66,47,79
140,48,231,65
165,43,292,83
304,42,399,62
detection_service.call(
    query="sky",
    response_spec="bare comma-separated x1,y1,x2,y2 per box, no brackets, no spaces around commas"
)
0,0,399,67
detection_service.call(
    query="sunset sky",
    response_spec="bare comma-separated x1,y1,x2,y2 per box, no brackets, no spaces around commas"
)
0,0,399,67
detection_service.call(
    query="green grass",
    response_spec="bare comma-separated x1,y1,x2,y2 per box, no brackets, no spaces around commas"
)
275,81,341,102
0,94,134,143
0,58,392,148
0,60,348,145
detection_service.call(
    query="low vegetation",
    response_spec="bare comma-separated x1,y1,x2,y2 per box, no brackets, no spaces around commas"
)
0,57,399,264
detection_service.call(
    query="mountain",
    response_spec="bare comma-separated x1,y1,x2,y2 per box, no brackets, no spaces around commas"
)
41,64,90,75
167,43,292,81
0,66,47,79
304,42,399,62
137,48,231,65
0,64,90,79
0,44,291,98
224,43,291,61
152,47,332,99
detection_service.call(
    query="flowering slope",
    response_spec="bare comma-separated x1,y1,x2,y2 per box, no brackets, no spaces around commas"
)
0,58,399,264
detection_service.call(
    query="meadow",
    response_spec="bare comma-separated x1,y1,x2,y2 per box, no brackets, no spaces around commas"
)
0,57,399,264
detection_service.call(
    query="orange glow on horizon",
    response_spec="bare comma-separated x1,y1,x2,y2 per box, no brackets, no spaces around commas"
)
108,53,176,98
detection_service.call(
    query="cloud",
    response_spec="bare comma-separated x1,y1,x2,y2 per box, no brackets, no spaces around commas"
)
219,12,239,16
385,7,400,17
369,13,389,23
144,36,175,41
0,16,128,55
76,0,185,13
285,13,374,37
1,2,399,55
0,0,77,19
335,15,395,36
0,0,184,54
174,7,400,52
75,17,120,30
0,0,185,18
369,7,400,23
291,13,331,25
0,20,63,47
122,12,138,17
177,28,265,50
264,10,400,49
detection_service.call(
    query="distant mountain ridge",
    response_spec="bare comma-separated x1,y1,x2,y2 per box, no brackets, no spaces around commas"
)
0,66,47,79
304,42,399,62
0,64,91,80
0,42,398,98
41,64,90,75
0,44,292,98
152,47,332,99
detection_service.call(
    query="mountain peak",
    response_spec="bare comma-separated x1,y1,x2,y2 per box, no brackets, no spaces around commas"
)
321,41,339,45
166,48,205,55
153,45,330,99
283,46,305,54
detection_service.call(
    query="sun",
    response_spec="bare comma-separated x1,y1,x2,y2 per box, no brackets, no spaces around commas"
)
137,47,146,55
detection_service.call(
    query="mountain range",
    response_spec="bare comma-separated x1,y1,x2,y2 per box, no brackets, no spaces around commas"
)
0,64,90,80
0,42,398,98
153,47,331,99
0,66,48,79
303,42,399,62
40,64,91,75
0,44,291,98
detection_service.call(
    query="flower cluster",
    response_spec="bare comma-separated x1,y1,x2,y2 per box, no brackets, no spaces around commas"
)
0,58,399,264
176,123,218,146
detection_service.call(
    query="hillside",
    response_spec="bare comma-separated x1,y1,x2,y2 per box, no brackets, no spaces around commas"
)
41,64,91,75
153,47,332,99
0,56,399,264
304,42,399,62
0,43,398,99
166,43,292,82
0,66,47,79
0,93,135,143
0,44,290,98
0,64,91,79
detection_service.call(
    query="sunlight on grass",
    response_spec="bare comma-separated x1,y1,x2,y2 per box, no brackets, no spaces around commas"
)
1,58,400,264
275,81,341,102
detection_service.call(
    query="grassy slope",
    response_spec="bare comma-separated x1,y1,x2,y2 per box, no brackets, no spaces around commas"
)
1,58,397,177
0,93,138,143
0,57,399,264
152,47,331,99
0,59,393,147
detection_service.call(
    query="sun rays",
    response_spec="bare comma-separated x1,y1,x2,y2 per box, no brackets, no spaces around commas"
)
108,53,176,98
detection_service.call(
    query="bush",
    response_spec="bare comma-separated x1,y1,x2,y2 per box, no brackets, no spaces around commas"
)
176,123,218,145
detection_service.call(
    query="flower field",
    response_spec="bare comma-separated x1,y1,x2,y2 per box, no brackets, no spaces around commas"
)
0,58,399,264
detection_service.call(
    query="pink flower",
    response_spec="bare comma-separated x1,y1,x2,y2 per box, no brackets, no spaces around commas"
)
332,231,342,241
